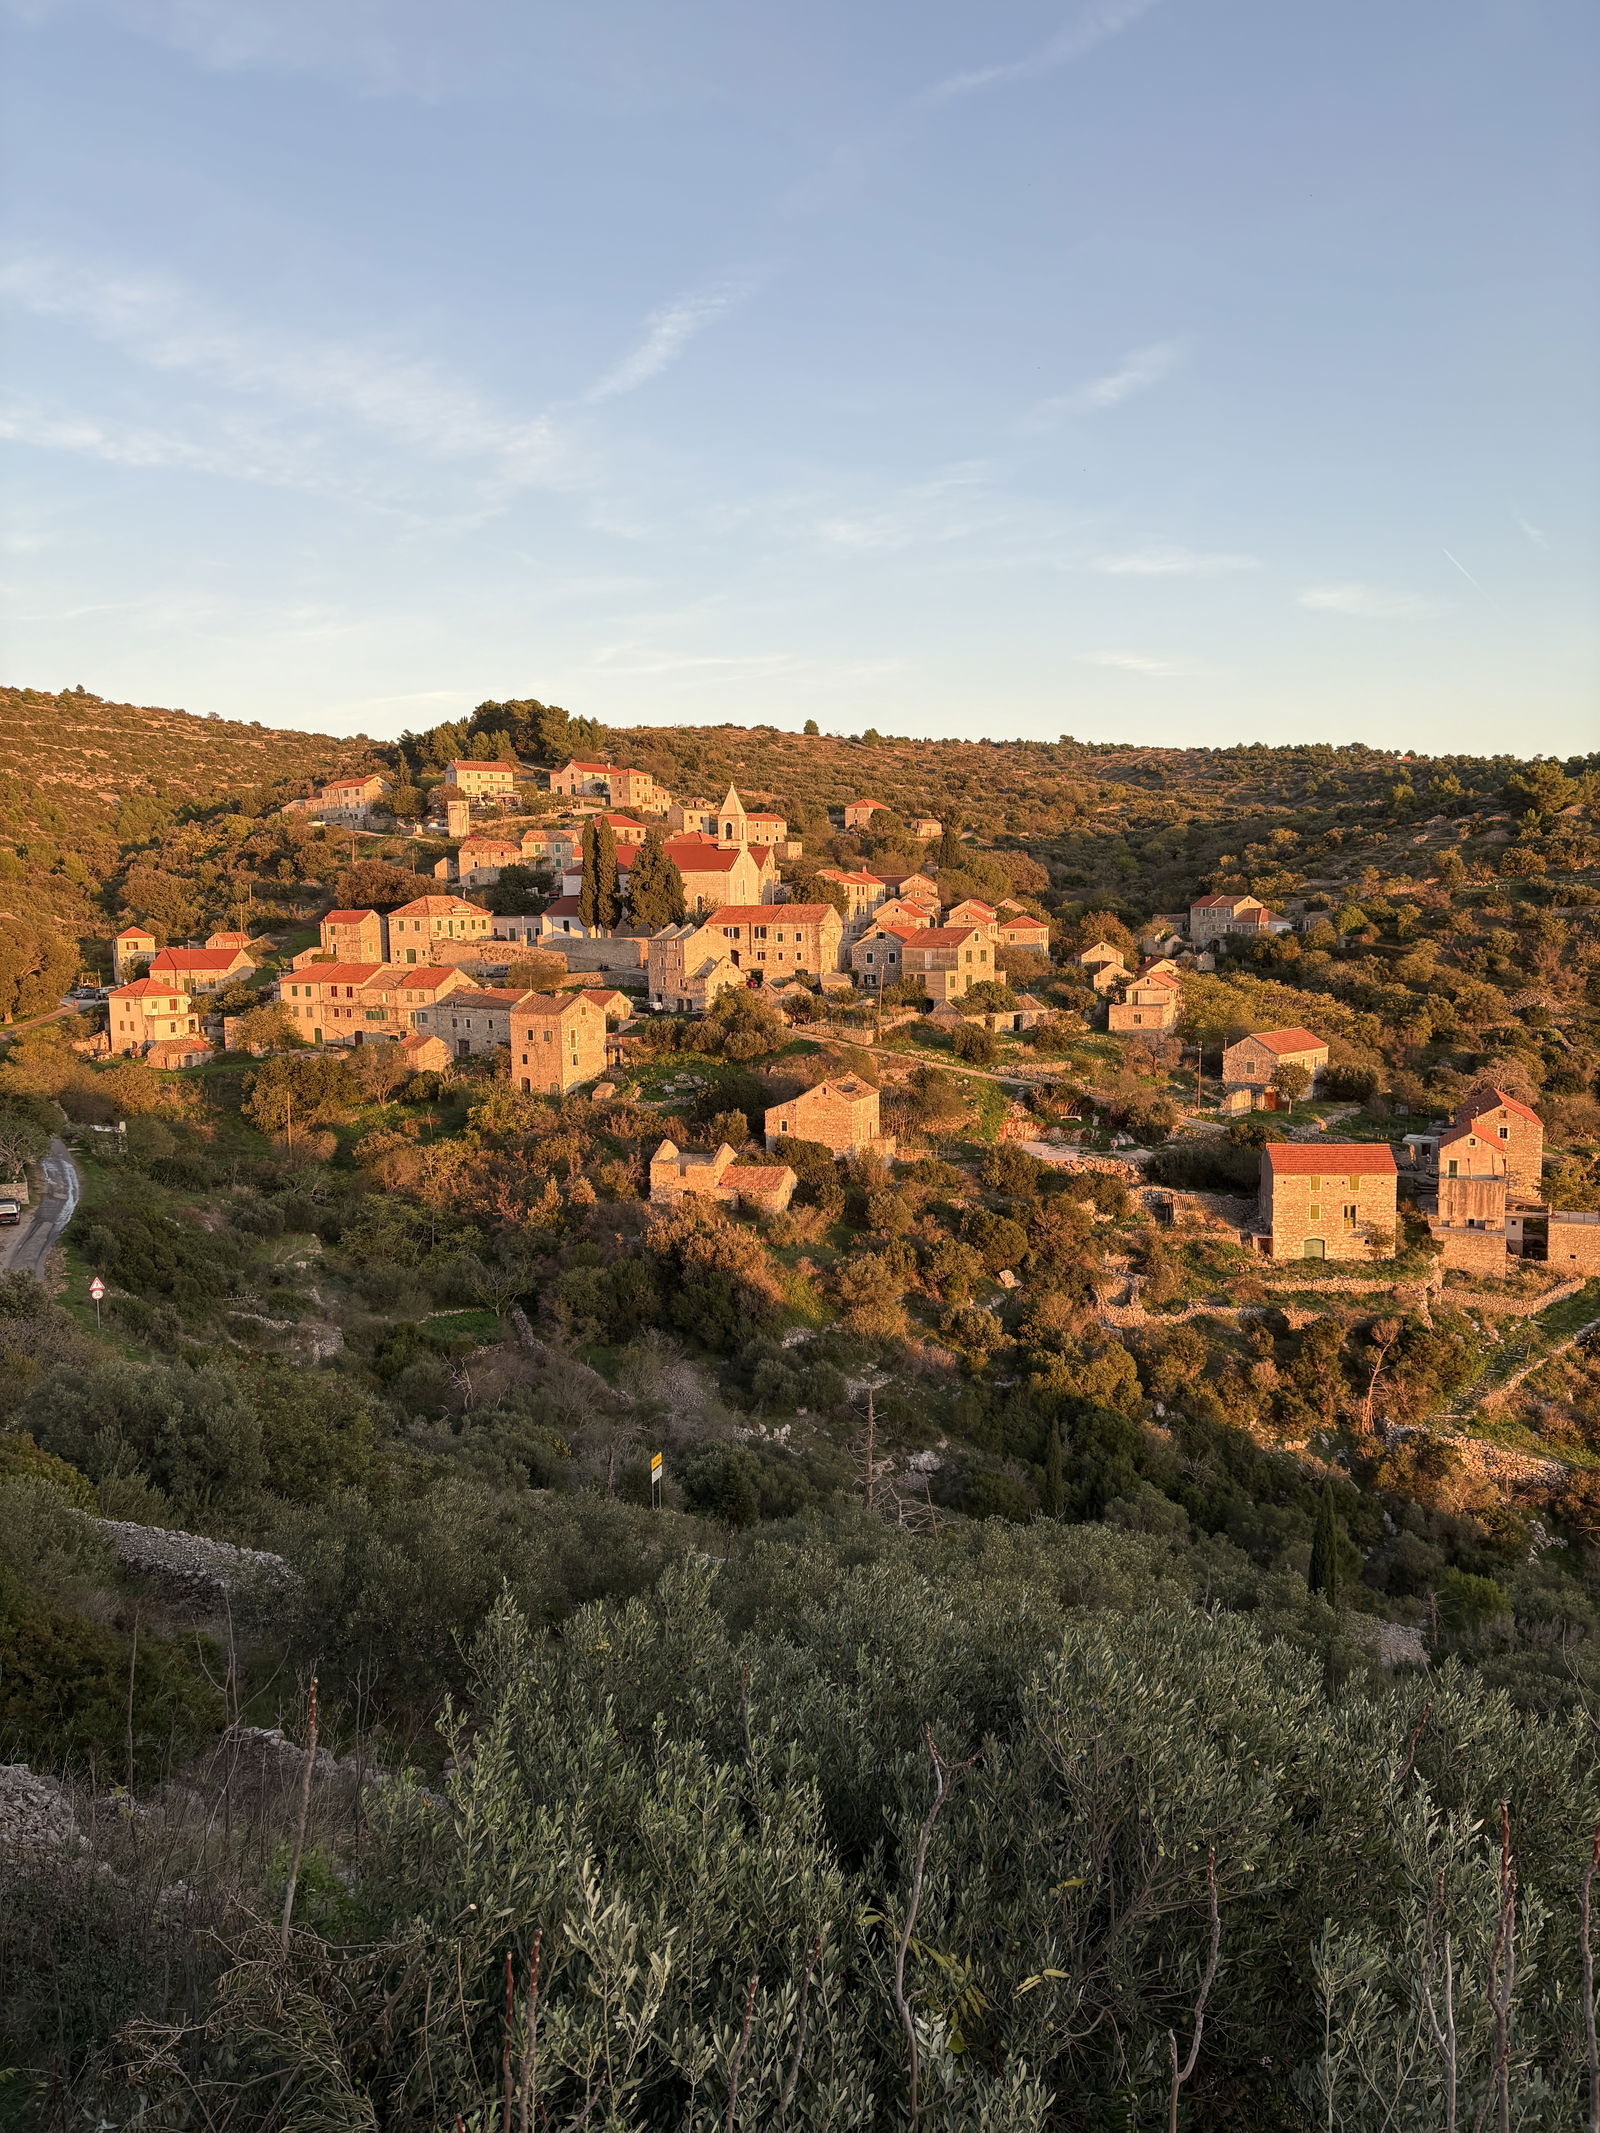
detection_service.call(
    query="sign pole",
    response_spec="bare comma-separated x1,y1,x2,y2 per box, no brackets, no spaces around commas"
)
650,1450,662,1510
89,1274,105,1330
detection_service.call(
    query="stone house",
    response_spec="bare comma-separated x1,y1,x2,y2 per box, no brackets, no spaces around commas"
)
945,897,999,934
111,926,158,982
311,773,388,826
1108,971,1180,1034
764,1074,893,1159
1453,1087,1544,1196
412,986,528,1059
879,872,941,911
519,824,580,870
1258,1143,1398,1261
107,979,201,1055
1221,1028,1329,1098
872,897,937,932
320,908,387,962
147,945,255,994
850,921,923,989
647,923,747,1013
444,760,520,803
451,837,523,887
277,961,383,1042
1189,893,1290,945
908,817,942,840
705,903,844,978
1077,942,1129,994
548,760,664,811
843,798,889,830
814,869,887,926
509,991,606,1093
648,1140,797,1214
145,1036,213,1070
387,895,495,962
899,925,995,1003
994,906,1051,955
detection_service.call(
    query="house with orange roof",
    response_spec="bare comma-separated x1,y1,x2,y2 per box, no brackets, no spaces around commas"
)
945,897,999,935
994,905,1051,956
111,925,158,983
276,961,385,1041
813,868,888,925
1258,1143,1397,1261
1190,893,1291,945
449,836,524,888
558,836,771,917
843,798,889,830
107,978,202,1055
1221,1027,1329,1100
705,903,844,978
147,945,255,995
444,759,520,804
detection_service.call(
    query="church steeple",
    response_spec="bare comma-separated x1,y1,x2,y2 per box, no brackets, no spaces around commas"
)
719,784,747,846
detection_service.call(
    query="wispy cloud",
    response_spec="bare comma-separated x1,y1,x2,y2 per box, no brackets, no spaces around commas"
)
1025,340,1183,428
582,282,750,404
921,0,1164,108
1082,650,1196,677
1092,545,1257,577
1297,582,1442,620
1513,511,1548,549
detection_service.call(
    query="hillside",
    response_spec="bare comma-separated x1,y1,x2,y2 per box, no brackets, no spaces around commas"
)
2,685,1600,2125
0,685,371,837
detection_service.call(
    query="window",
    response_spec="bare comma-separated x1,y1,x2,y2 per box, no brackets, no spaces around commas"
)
1343,1203,1358,1227
1499,1126,1509,1139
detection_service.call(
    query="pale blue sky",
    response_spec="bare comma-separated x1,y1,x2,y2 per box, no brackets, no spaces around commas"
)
1,0,1595,751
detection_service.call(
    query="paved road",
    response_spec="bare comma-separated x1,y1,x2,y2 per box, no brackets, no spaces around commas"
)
0,1138,80,1278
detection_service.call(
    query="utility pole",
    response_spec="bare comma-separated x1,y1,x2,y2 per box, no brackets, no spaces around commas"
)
284,1089,294,1153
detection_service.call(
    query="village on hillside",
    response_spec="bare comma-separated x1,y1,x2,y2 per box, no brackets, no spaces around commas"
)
87,746,1600,1282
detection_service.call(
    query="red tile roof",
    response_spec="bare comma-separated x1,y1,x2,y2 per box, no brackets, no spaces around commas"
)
709,904,835,924
390,895,489,916
1459,1086,1542,1128
110,978,184,999
1237,1027,1326,1055
149,948,248,973
909,925,988,947
296,962,385,985
1264,1143,1396,1176
323,908,380,926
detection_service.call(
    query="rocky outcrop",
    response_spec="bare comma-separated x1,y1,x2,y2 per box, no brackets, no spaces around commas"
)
0,1764,83,1863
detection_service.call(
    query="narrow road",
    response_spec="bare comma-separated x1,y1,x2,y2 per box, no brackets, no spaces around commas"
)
0,1138,80,1278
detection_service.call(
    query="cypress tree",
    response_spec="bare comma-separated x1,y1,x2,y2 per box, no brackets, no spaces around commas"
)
578,820,600,930
1308,1484,1342,1607
594,819,621,930
628,828,686,928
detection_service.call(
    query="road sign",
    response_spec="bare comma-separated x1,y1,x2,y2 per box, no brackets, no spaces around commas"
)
89,1277,105,1300
650,1450,663,1508
650,1452,663,1478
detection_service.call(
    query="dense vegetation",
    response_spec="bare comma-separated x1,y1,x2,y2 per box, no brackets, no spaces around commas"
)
3,683,1600,2127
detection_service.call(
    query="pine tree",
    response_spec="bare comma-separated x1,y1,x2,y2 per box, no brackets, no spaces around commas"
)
1041,1422,1066,1519
628,828,685,928
938,819,964,870
1308,1484,1342,1607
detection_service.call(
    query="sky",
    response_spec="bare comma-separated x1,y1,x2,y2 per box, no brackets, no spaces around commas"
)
1,0,1596,755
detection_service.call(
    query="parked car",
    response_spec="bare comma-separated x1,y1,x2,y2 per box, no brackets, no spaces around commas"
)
0,1200,22,1226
